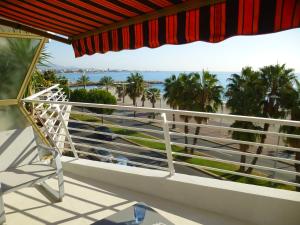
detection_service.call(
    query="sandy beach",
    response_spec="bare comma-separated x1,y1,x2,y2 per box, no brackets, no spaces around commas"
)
103,86,282,151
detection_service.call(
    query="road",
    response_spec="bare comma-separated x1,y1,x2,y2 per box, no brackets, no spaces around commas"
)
68,122,213,178
108,110,297,183
68,109,296,183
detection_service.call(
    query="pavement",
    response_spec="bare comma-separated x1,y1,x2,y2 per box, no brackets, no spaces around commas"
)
108,110,297,182
68,108,297,183
68,121,213,178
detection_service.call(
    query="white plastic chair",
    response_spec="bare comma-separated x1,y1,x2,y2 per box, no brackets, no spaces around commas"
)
0,126,64,224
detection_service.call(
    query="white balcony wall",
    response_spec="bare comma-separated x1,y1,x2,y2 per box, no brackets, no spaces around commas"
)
62,156,300,225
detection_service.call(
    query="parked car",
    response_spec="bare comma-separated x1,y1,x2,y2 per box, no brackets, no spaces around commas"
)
115,156,129,166
95,126,117,141
94,149,113,162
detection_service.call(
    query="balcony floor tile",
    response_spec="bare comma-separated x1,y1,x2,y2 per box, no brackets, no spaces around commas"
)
3,172,253,225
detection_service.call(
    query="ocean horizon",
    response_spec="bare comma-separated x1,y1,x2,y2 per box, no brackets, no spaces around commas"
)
62,70,236,86
61,71,300,94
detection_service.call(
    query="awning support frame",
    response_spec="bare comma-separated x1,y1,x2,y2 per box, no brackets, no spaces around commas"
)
0,17,71,44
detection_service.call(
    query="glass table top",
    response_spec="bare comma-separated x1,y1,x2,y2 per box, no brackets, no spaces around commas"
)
91,203,174,225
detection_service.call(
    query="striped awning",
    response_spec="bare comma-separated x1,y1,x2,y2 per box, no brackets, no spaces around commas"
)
0,0,299,58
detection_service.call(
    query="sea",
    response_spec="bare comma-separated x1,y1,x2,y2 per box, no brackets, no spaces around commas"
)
60,71,300,95
60,71,235,93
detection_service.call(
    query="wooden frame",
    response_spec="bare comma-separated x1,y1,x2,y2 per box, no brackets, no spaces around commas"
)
0,99,18,106
0,18,71,44
17,37,47,100
0,32,42,39
0,31,47,105
0,31,50,145
19,104,51,146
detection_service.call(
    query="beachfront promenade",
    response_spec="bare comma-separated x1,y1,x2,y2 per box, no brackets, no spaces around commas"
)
67,106,295,183
27,68,300,191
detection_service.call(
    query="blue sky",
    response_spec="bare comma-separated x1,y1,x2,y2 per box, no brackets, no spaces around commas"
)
47,28,300,72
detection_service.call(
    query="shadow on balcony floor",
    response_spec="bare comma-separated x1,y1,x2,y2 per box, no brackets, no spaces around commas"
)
3,172,252,225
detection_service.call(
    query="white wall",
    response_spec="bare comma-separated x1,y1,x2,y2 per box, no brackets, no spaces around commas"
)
61,156,300,225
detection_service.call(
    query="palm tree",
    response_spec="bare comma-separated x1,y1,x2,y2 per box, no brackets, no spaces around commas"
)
27,47,51,97
115,84,127,103
146,88,160,118
43,70,58,84
115,85,123,101
99,75,114,92
192,71,223,151
246,64,295,174
226,67,264,172
2,40,50,114
141,89,147,107
230,121,261,172
126,72,144,106
164,75,179,129
77,72,90,89
176,73,201,152
147,88,160,108
1,38,44,99
280,80,300,191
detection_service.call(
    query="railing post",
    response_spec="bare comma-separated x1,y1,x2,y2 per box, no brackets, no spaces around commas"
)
56,105,78,159
161,113,175,175
271,128,281,181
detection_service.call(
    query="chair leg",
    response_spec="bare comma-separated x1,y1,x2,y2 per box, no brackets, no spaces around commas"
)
57,170,64,201
0,186,6,225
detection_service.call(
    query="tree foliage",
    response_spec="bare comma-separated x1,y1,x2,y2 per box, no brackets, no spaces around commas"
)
226,65,296,173
0,38,40,99
115,84,126,103
126,72,145,106
70,88,117,114
146,88,160,108
99,76,114,91
77,72,90,89
163,75,179,129
163,72,223,152
247,64,295,173
140,89,147,107
280,80,300,190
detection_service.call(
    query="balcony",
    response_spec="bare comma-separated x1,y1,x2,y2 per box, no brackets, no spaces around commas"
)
23,85,300,188
2,169,218,225
1,2,300,223
3,161,262,225
9,84,299,225
3,156,300,225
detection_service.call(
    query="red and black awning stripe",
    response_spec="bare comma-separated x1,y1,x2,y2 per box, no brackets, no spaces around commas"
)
0,0,299,58
72,0,300,57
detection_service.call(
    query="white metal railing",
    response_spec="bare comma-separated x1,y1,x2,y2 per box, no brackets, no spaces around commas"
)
22,85,300,190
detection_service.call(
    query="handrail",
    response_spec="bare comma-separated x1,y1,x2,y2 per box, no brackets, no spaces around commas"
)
68,119,165,135
168,120,300,139
174,161,300,188
22,84,300,191
22,99,300,127
63,148,169,171
23,84,59,100
170,132,300,153
67,125,163,143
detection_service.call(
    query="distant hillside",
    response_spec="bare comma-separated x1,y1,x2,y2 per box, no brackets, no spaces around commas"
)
37,63,80,71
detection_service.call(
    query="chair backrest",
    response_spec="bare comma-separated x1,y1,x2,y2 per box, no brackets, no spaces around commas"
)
0,126,39,171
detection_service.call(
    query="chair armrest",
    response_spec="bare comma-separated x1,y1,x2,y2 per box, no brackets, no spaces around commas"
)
37,144,62,170
37,144,61,158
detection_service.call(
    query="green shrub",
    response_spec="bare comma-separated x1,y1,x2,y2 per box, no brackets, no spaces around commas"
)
70,88,116,114
87,89,116,114
70,88,88,102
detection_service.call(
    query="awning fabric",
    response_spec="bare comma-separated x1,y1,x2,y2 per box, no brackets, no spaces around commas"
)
0,0,299,58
